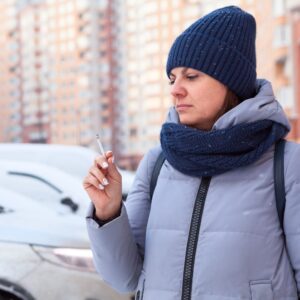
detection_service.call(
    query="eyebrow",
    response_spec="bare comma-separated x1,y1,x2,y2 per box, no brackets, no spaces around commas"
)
169,67,189,77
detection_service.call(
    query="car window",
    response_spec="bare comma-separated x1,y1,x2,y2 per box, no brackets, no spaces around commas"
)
0,172,65,212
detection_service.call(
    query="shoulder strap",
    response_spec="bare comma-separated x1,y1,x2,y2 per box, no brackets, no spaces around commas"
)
150,151,165,201
274,139,286,229
150,142,287,229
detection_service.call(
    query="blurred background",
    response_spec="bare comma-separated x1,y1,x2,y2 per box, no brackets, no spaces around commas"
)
1,0,300,171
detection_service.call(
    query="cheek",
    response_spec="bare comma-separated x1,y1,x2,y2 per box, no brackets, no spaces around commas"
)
192,95,226,120
206,89,227,111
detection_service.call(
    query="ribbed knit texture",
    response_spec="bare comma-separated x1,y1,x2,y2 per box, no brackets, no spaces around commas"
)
160,120,288,177
166,6,257,101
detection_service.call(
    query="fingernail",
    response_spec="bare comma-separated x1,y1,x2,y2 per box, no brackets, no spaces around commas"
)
98,184,104,190
102,178,109,185
102,162,108,169
112,156,114,164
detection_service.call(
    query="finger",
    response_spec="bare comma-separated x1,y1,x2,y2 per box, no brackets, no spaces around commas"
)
93,151,120,182
107,152,114,164
94,155,109,169
106,154,120,179
83,173,104,190
105,150,113,158
89,166,110,186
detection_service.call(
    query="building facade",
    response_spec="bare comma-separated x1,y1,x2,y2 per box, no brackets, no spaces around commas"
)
122,0,203,167
0,0,126,158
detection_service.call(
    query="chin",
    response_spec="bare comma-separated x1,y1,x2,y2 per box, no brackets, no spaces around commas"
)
179,118,211,131
179,119,196,127
179,116,194,125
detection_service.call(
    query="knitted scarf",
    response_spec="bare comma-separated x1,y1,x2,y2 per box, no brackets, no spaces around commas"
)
160,120,287,177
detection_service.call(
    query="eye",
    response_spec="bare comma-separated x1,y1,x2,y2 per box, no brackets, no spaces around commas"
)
168,78,175,85
186,74,198,80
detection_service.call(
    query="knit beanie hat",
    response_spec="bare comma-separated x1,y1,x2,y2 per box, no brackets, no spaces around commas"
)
166,6,257,101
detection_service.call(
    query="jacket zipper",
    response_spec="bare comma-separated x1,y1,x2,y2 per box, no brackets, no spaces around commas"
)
135,278,145,300
181,176,212,300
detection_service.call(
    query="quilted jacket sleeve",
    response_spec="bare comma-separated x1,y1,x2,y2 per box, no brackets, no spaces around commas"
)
86,146,161,293
283,142,300,297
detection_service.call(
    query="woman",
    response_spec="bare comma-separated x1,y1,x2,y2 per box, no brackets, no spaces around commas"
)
83,6,300,300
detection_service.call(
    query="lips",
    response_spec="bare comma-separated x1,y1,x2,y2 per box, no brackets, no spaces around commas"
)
176,104,193,108
176,104,193,111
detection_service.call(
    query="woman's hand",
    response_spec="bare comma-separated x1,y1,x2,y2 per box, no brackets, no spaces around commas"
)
83,151,122,221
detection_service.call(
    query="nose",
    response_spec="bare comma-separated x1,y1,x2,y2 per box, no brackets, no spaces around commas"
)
170,80,187,99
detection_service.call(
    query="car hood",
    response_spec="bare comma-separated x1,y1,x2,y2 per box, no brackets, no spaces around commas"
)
0,187,90,248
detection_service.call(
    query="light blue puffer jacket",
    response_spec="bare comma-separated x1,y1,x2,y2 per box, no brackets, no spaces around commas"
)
86,79,300,300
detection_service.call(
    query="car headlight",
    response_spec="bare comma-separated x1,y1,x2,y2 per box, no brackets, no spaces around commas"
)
32,246,96,273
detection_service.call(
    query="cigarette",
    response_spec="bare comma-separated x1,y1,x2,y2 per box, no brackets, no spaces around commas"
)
95,133,105,156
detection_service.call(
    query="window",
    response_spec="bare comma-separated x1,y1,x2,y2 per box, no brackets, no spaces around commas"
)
140,2,158,15
277,86,294,110
273,24,291,47
145,97,161,109
273,0,285,17
144,14,159,27
127,20,138,33
3,172,62,207
144,42,159,55
130,128,137,136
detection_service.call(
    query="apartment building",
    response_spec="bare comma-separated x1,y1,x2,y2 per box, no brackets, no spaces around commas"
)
0,0,126,158
123,0,204,167
0,1,22,142
255,0,295,139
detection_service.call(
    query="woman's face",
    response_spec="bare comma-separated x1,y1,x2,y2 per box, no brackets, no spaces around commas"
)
169,67,228,131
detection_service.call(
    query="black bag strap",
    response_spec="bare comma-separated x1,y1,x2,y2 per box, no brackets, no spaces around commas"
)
274,139,286,230
150,140,286,229
150,151,165,201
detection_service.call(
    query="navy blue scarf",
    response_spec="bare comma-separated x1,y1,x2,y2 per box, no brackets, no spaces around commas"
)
160,120,287,177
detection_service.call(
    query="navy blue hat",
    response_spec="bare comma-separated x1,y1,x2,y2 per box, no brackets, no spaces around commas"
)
166,6,257,101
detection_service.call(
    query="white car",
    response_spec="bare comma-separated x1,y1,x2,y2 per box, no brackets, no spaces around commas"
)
0,187,132,300
0,143,136,200
0,160,90,217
